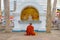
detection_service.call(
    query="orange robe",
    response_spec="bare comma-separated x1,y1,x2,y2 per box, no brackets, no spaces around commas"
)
26,25,35,35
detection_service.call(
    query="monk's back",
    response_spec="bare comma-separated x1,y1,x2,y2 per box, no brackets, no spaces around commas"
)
27,25,34,33
26,23,35,35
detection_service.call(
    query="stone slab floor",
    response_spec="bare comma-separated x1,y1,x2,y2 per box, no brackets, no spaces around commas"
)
0,30,60,40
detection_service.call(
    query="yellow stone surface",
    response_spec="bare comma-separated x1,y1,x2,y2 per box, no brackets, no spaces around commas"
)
20,6,39,21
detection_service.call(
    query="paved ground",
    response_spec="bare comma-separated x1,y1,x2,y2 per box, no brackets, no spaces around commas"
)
0,30,60,40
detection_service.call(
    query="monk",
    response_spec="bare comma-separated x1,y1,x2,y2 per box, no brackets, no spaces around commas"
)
26,23,36,35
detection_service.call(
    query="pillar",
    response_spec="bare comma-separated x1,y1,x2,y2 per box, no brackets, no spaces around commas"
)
46,0,52,33
52,0,57,20
4,0,11,32
0,0,1,11
0,0,2,30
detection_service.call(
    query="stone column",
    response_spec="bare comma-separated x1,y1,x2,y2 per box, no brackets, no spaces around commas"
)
4,0,11,32
0,0,1,11
0,0,2,30
52,0,57,20
46,0,52,33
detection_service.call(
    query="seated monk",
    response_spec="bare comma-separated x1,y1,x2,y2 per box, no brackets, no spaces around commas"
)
26,23,36,35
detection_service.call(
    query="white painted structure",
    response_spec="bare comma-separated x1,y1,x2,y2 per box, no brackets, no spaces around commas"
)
11,0,47,31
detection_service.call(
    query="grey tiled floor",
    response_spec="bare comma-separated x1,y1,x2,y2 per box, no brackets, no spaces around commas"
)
0,30,60,40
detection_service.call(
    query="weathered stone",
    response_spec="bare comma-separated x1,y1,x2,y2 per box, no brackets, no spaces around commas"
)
46,0,52,33
4,0,12,32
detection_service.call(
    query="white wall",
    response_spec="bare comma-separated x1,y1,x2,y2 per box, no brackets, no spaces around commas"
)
12,0,47,31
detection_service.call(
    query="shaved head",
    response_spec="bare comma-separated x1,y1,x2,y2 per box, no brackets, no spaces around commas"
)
29,23,32,25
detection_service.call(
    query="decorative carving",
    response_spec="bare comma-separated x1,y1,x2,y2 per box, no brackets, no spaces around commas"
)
20,6,39,21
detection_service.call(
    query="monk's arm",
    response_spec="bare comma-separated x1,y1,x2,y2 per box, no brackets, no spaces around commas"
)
32,26,34,31
26,26,29,32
